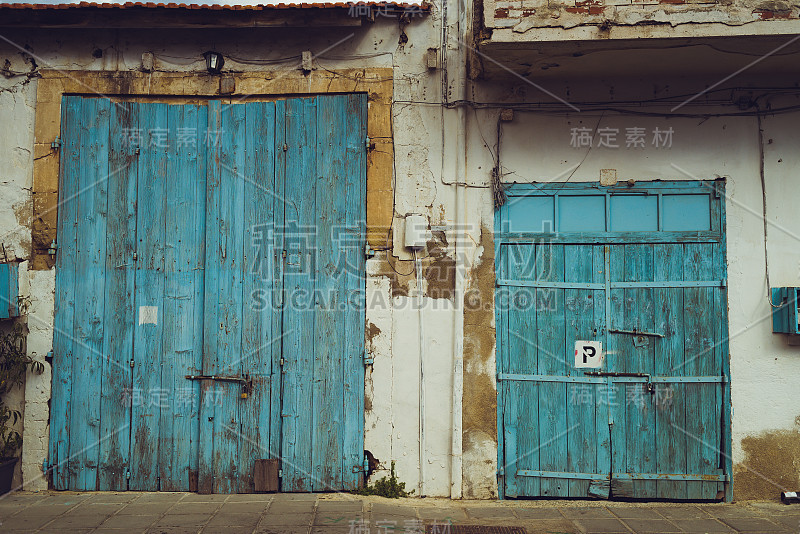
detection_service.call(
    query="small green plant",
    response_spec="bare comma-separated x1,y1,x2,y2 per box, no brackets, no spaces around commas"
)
354,461,414,498
0,323,43,460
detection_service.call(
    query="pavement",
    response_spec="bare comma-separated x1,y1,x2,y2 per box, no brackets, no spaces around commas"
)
1,491,800,534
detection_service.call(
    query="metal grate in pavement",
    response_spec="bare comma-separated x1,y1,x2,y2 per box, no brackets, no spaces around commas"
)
425,527,527,534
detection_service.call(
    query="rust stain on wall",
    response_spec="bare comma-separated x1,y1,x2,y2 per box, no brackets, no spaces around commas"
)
462,225,497,498
734,428,800,500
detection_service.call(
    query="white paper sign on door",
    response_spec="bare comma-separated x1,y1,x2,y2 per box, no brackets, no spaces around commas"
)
574,340,603,368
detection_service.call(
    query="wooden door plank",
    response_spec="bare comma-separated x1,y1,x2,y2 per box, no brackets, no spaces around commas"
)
270,100,287,472
495,241,509,499
607,245,627,490
535,243,567,497
506,244,538,497
281,96,318,492
684,242,719,499
564,244,596,497
98,100,137,491
340,93,368,490
159,103,206,491
49,95,82,490
239,101,279,493
654,243,688,499
311,95,348,490
627,244,657,498
199,100,223,494
593,245,611,489
70,97,110,490
130,102,168,491
211,102,247,494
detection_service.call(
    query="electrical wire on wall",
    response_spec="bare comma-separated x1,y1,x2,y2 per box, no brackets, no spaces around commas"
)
756,108,784,309
414,248,426,497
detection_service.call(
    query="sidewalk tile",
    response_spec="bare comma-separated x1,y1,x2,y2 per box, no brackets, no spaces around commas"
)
206,512,261,527
466,506,516,519
99,513,159,528
220,501,270,513
670,518,734,532
609,508,662,520
572,518,630,533
260,512,314,525
719,517,789,531
513,508,564,519
621,518,680,533
417,507,468,521
562,507,614,519
118,502,176,515
655,506,710,519
171,502,223,514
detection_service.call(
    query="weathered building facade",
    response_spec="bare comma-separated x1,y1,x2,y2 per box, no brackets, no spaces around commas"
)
0,0,798,501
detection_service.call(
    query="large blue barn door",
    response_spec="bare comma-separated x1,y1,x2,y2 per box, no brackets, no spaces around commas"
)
50,94,366,493
496,182,730,501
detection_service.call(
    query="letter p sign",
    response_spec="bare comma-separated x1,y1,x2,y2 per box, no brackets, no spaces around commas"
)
574,340,603,369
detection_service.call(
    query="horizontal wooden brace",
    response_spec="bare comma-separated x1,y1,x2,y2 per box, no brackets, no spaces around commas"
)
515,470,728,482
497,279,726,289
497,373,725,384
496,231,721,244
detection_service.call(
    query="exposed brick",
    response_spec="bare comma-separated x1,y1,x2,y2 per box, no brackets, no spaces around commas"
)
495,7,510,17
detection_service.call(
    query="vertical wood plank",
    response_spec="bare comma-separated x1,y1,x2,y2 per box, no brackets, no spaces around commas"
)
211,102,247,494
536,242,567,497
239,101,278,493
564,244,596,497
98,100,137,491
70,97,110,490
49,95,82,490
654,243,687,499
340,93,368,490
593,245,611,488
684,242,718,499
607,245,626,488
311,95,348,490
199,100,222,494
129,102,168,491
628,244,656,498
506,244,538,497
270,100,287,474
281,96,318,492
159,103,206,491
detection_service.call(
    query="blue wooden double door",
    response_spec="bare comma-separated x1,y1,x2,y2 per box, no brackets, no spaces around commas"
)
49,95,367,492
496,182,730,500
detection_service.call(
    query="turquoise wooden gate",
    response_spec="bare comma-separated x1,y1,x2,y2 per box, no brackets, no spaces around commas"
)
496,181,731,501
49,94,366,493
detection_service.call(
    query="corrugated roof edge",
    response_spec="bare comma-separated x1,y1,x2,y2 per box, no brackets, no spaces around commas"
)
0,1,428,9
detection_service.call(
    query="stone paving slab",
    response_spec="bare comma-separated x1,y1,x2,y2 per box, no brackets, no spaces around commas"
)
0,491,799,533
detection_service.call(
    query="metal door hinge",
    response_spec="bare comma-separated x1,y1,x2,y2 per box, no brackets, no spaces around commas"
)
278,469,283,478
48,240,57,256
129,359,134,368
280,357,285,366
365,245,375,259
364,351,374,365
281,250,287,259
126,469,131,480
51,137,61,150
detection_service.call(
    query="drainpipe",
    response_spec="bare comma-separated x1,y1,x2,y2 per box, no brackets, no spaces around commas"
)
441,0,469,500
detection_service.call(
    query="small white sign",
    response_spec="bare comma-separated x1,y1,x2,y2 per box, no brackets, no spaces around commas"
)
138,306,158,325
574,340,603,368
